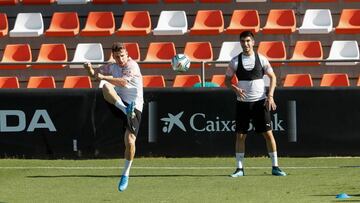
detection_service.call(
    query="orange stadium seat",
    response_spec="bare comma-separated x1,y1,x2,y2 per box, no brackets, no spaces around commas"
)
22,0,54,4
27,76,56,88
257,41,286,67
357,76,360,86
127,0,158,3
63,76,92,88
262,9,296,34
0,44,31,69
0,0,18,5
190,10,224,35
225,10,260,34
283,74,313,87
45,12,79,37
143,75,166,87
173,75,201,87
0,77,19,88
320,74,350,87
143,42,176,68
335,9,360,34
164,0,195,2
289,41,323,66
0,13,8,37
32,44,67,69
199,0,231,2
116,11,151,36
272,0,303,2
80,12,115,36
308,0,336,2
184,42,213,68
92,0,123,3
211,75,238,87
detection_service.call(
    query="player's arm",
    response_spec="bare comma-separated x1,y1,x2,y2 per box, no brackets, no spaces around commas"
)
265,66,277,111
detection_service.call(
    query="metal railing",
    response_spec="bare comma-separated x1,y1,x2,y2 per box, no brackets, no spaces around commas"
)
0,59,359,87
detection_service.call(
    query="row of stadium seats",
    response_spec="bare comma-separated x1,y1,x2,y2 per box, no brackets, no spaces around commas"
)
1,9,360,37
1,73,359,88
2,0,359,4
1,41,359,69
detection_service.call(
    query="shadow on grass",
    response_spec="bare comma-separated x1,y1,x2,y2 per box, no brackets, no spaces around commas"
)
27,174,269,178
340,166,360,168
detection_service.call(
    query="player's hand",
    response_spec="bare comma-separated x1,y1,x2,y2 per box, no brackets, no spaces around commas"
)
231,84,246,100
84,62,95,76
265,96,277,111
95,73,105,80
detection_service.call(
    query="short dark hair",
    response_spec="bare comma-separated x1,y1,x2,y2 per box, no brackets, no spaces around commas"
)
112,42,127,52
239,31,255,40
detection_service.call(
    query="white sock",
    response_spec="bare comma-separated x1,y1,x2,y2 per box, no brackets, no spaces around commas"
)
115,99,126,114
269,152,278,167
235,153,244,169
122,159,133,176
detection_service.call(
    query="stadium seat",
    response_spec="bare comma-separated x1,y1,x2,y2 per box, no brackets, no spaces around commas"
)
127,0,158,3
143,42,176,68
272,0,303,2
0,44,31,69
57,0,89,4
0,77,19,88
308,0,336,2
0,0,18,5
283,74,313,87
357,76,360,86
199,0,231,2
236,0,266,2
225,10,260,34
63,76,92,88
257,41,286,67
289,41,323,66
211,75,238,87
22,0,54,4
143,75,166,87
216,42,242,66
164,0,195,2
45,12,79,37
80,12,115,36
320,73,350,87
262,9,296,34
190,10,224,35
0,13,8,37
9,13,43,37
32,44,67,69
92,0,123,3
299,9,333,34
326,41,359,65
184,42,213,68
27,76,56,88
116,11,151,36
335,9,360,34
173,75,201,87
153,11,187,35
71,43,104,68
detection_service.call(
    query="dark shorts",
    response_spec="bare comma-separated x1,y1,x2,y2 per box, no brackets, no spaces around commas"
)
120,106,142,136
236,99,272,134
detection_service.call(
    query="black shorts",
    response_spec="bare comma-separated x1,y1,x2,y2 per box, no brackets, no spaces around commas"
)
236,99,272,134
120,107,142,136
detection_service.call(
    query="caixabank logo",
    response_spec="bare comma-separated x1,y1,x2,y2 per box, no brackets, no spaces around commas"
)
160,111,285,133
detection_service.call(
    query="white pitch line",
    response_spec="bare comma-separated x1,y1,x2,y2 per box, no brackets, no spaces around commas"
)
0,166,346,170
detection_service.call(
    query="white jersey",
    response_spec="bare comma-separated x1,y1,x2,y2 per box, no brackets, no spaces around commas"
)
226,53,273,102
99,59,144,112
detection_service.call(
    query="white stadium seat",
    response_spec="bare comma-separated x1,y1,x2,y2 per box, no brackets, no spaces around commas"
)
153,11,188,35
326,41,359,65
299,9,333,34
57,0,89,4
71,43,104,68
216,42,242,67
9,13,43,37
